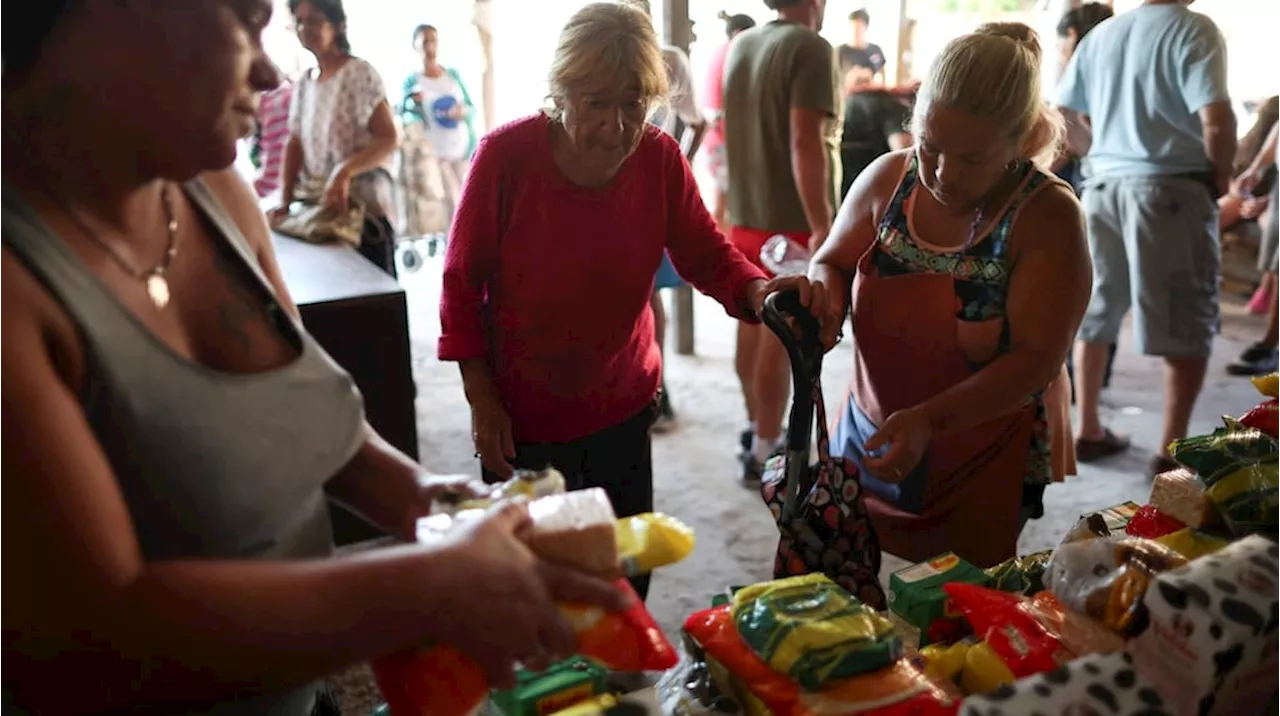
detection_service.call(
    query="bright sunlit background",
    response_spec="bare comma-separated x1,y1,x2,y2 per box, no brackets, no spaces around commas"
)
266,0,1277,133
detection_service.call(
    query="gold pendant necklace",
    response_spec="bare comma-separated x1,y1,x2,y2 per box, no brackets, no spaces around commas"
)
62,184,179,309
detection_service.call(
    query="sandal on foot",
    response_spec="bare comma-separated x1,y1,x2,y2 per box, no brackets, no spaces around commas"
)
1075,429,1131,463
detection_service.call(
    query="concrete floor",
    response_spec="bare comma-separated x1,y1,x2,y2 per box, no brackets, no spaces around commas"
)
397,252,1269,637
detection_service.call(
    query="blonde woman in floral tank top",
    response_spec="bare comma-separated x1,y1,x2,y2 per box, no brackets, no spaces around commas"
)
809,23,1091,568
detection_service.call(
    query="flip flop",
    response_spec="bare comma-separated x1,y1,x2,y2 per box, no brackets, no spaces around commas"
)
1075,429,1131,463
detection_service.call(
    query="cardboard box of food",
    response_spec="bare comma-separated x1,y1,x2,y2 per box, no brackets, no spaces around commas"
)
1127,534,1280,716
960,652,1172,715
888,553,988,646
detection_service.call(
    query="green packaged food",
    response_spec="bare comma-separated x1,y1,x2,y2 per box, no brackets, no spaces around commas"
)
985,550,1053,595
489,657,609,716
887,552,990,646
731,573,901,691
1168,427,1278,487
1204,459,1279,537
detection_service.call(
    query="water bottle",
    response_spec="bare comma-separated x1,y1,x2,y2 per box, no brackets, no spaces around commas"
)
760,234,811,277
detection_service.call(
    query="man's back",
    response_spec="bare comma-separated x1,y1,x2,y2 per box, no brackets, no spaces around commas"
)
723,21,839,233
1057,3,1229,178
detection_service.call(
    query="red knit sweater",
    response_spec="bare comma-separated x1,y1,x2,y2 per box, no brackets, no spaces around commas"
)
438,113,766,443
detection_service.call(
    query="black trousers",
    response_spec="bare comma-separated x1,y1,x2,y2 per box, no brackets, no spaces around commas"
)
483,397,660,600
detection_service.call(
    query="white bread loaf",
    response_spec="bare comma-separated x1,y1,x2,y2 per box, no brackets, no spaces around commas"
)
1150,468,1219,528
526,488,620,578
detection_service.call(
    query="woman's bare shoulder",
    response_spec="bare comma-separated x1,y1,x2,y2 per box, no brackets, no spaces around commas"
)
1,250,86,389
197,168,275,256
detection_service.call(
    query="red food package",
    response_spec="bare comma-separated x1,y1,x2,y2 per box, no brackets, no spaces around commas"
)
373,579,677,716
683,605,960,716
1124,505,1187,539
941,583,1071,679
1241,399,1279,438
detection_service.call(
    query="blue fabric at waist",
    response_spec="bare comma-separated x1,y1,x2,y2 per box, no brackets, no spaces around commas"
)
829,397,930,513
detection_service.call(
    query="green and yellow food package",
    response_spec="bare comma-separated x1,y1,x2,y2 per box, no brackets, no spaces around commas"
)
615,512,695,576
489,657,609,716
1168,427,1278,488
985,550,1053,596
731,574,902,691
1154,527,1230,560
1203,459,1279,536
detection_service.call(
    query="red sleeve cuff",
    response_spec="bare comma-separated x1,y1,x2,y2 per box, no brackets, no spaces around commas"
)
437,333,487,362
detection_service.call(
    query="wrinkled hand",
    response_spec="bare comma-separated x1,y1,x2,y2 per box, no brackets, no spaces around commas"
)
323,167,352,212
429,504,632,688
862,407,933,483
471,396,516,480
747,276,839,351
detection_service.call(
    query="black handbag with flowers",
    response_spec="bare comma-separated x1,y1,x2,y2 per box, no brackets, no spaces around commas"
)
757,291,886,610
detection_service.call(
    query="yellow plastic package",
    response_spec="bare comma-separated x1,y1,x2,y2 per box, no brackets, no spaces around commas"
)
919,641,970,685
1252,372,1279,398
959,641,1017,695
1155,527,1230,560
616,512,696,576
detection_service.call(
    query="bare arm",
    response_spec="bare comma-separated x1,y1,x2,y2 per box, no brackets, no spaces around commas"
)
916,186,1092,434
680,118,708,160
279,135,303,205
1200,101,1238,195
791,106,834,240
808,151,909,347
0,275,466,712
336,101,401,179
1246,122,1279,174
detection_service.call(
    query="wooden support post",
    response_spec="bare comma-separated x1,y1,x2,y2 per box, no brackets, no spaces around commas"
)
663,0,697,355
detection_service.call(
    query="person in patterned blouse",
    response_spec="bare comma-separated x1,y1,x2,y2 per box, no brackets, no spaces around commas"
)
808,23,1090,568
270,0,400,275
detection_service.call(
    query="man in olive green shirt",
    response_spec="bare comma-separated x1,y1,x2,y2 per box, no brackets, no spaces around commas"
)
722,0,839,482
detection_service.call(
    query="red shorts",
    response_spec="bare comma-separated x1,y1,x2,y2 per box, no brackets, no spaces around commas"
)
728,226,809,277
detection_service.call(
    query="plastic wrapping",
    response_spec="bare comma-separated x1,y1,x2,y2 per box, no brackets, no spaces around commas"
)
373,580,678,716
616,512,696,577
683,605,961,716
984,550,1052,596
1167,427,1278,487
1044,537,1187,635
940,584,1069,680
1203,458,1279,536
759,235,811,277
732,574,902,690
1123,505,1186,539
654,632,742,715
1251,372,1279,398
1240,398,1279,438
1154,527,1230,560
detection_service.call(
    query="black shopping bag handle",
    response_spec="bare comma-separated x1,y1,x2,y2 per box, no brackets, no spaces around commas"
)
760,289,824,522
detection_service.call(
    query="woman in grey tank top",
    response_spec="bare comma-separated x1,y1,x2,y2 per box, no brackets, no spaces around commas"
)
0,3,628,714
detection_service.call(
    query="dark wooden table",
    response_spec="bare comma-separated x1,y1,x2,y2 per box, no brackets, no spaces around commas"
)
271,233,418,544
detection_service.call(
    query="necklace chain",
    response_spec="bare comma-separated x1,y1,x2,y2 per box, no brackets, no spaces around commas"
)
3,120,181,307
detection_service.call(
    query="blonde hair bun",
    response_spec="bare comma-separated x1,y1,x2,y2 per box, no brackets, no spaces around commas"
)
975,22,1043,64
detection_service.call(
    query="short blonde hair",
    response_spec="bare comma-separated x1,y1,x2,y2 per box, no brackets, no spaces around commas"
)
546,2,669,117
911,22,1064,167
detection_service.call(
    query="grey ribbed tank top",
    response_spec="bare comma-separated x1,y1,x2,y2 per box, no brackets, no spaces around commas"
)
2,179,367,715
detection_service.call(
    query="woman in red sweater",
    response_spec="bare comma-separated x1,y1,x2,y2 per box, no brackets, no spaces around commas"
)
438,2,825,598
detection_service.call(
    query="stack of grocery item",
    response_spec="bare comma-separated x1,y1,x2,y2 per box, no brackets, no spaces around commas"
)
675,573,963,715
658,374,1279,715
372,470,698,716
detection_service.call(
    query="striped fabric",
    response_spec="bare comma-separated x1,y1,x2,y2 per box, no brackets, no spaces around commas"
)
254,82,294,198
